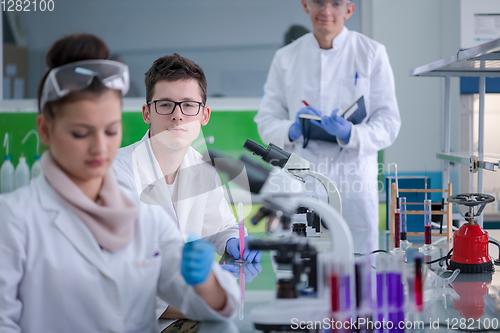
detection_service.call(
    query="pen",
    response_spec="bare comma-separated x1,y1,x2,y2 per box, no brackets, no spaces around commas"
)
355,72,358,86
302,100,309,107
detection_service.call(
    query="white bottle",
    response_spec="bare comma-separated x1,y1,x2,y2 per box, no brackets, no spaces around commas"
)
31,155,42,179
1,155,15,193
15,156,30,189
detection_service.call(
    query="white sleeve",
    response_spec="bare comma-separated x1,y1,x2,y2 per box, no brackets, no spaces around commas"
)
338,45,401,155
254,52,295,148
0,199,25,332
155,208,239,321
201,183,239,255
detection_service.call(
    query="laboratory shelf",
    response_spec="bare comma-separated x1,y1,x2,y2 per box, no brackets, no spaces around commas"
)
436,152,500,171
410,38,500,77
410,37,500,226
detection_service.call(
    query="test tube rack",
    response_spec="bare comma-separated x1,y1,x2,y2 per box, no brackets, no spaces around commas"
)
390,182,453,244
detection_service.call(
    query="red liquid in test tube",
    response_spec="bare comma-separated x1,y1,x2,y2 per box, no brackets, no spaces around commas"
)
424,200,432,245
330,273,340,313
394,210,401,248
424,225,432,245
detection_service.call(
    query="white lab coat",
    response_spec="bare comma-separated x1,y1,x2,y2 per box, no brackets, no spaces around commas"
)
112,131,240,256
0,175,238,333
254,28,401,253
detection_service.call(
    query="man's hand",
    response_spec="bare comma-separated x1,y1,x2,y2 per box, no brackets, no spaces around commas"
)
226,236,262,262
289,106,322,141
312,110,352,143
220,261,263,283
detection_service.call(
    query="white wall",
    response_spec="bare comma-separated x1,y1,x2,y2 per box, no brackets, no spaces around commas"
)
370,0,461,177
461,0,500,49
16,0,361,99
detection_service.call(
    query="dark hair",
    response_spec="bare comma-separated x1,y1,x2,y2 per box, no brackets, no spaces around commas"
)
37,34,113,118
144,53,207,105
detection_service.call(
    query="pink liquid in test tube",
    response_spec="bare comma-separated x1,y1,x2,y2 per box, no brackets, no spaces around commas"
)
415,256,423,312
238,203,245,259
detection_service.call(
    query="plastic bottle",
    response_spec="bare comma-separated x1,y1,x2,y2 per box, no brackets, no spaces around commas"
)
1,155,15,193
31,154,42,179
15,155,30,189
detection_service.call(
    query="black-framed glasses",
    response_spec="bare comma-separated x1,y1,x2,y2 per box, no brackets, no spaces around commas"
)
147,99,205,116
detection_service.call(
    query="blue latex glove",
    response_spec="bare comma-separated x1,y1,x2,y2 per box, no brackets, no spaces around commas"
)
181,235,215,286
226,236,263,263
311,110,352,143
220,261,263,283
289,106,322,141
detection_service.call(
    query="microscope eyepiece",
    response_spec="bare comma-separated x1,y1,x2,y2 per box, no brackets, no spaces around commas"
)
243,139,268,157
243,139,290,168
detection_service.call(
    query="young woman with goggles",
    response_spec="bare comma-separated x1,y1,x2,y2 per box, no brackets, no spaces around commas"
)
0,34,238,333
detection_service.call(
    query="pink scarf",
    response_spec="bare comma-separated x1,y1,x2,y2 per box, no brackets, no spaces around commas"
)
41,151,139,252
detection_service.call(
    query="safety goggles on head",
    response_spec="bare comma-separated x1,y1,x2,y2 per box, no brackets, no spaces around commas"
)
40,59,130,112
307,0,351,13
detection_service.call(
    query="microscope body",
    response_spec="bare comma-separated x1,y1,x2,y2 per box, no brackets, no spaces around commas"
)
247,167,355,329
243,140,342,251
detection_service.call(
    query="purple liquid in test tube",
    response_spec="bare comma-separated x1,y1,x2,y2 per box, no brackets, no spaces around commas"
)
340,275,351,311
376,273,385,309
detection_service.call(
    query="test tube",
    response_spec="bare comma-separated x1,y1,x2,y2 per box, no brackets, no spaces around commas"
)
414,255,424,312
355,256,375,332
326,257,341,314
419,199,436,254
387,254,405,331
400,197,412,250
239,266,245,320
392,208,404,254
400,198,407,241
394,209,401,248
375,254,387,333
235,203,246,264
424,199,431,245
326,258,353,316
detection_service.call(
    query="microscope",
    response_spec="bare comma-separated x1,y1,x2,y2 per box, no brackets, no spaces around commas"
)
204,151,354,332
251,168,354,331
244,139,342,252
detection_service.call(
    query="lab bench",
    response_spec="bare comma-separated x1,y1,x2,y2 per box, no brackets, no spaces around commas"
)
200,230,500,333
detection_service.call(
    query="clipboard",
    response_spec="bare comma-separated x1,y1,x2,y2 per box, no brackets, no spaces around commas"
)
299,96,366,148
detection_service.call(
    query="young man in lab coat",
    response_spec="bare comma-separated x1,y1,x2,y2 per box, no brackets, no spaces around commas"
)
112,54,261,328
254,0,401,253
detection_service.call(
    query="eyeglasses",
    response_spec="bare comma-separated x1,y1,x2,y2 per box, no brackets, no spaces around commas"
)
40,59,129,112
307,0,350,12
147,99,205,116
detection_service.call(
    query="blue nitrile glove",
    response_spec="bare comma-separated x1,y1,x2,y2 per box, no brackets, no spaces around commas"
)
181,235,215,286
220,261,263,283
311,110,352,143
289,106,322,141
226,236,263,263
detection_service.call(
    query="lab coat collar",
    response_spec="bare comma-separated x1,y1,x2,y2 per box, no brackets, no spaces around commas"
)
140,129,202,183
310,26,349,51
137,130,205,237
35,175,113,278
